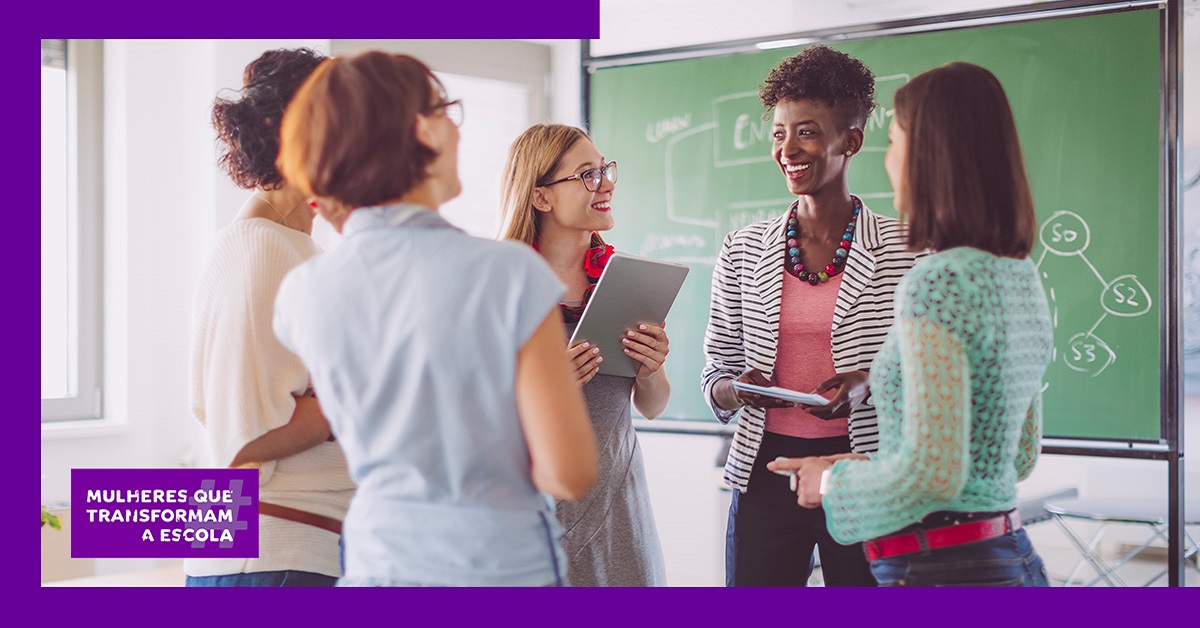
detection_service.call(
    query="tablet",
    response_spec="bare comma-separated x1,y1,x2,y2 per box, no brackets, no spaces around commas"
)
568,253,690,378
731,381,830,407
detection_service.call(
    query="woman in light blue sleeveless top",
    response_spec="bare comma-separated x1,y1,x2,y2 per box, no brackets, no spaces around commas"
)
271,51,597,586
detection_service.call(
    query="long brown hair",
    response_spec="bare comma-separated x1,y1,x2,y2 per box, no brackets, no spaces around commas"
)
893,62,1035,257
499,123,605,250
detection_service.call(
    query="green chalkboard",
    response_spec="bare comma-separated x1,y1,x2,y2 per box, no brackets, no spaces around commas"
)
589,8,1163,442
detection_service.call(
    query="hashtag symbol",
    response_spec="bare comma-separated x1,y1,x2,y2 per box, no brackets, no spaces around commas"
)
188,477,252,549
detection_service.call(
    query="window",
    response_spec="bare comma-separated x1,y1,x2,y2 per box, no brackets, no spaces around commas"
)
435,72,532,237
41,40,103,421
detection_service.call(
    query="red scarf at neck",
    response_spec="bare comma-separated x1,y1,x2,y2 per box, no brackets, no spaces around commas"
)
533,235,614,324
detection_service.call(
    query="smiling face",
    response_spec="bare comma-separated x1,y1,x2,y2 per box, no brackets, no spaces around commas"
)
535,138,615,236
771,98,858,198
885,118,908,218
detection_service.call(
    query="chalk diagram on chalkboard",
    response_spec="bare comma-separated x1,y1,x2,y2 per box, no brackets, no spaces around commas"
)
662,91,782,245
1035,210,1152,380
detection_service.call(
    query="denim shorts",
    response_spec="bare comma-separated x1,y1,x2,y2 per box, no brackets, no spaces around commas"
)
869,528,1050,587
185,569,337,587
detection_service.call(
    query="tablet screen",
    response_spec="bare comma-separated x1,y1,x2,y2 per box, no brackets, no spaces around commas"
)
568,253,689,378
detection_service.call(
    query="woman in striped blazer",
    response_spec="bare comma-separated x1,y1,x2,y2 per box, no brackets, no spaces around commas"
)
701,45,921,587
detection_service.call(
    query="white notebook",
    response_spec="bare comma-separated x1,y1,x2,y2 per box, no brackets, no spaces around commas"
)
730,381,830,407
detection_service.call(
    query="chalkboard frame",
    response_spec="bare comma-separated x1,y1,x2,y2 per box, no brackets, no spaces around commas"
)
583,0,1187,585
580,1,1180,456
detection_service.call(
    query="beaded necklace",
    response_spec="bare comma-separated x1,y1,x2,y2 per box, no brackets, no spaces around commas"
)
785,196,861,286
534,235,615,324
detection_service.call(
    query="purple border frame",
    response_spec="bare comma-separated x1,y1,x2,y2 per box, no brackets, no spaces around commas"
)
21,0,1184,621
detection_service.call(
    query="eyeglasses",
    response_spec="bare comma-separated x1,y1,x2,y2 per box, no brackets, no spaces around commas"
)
427,99,464,127
538,161,618,192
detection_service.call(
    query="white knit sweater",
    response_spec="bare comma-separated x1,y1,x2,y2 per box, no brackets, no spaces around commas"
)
186,218,354,579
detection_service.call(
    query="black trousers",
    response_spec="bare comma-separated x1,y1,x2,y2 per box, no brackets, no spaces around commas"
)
725,432,876,587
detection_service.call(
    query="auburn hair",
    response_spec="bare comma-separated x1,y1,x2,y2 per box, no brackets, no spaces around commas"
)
277,51,442,208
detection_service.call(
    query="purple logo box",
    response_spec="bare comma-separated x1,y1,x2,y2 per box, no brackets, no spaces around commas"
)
71,468,258,558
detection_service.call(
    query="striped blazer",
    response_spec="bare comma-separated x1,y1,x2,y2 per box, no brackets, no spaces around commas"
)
701,201,922,493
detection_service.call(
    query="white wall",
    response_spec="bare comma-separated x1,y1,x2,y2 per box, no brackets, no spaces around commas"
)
594,0,1200,145
593,0,1032,56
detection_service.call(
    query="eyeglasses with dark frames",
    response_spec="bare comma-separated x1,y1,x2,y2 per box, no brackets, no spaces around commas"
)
427,99,464,127
538,161,618,193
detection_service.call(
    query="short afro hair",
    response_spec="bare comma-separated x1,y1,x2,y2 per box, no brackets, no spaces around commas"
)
759,45,876,130
212,48,326,190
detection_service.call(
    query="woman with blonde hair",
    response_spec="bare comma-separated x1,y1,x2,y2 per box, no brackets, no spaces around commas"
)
274,53,597,587
500,124,668,586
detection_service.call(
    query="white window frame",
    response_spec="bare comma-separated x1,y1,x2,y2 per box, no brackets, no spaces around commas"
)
41,39,103,422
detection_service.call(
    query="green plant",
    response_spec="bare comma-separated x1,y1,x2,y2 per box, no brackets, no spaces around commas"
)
41,505,61,530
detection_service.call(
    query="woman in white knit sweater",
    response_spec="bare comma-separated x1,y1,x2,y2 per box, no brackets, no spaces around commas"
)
186,48,354,587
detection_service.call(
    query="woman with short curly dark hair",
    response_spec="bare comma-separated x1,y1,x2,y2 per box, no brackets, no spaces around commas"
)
188,47,355,587
211,47,325,190
702,45,921,586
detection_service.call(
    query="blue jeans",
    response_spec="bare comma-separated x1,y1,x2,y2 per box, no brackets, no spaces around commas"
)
869,528,1049,587
186,570,337,587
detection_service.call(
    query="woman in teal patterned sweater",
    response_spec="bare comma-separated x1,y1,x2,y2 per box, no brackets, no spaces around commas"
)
769,62,1053,586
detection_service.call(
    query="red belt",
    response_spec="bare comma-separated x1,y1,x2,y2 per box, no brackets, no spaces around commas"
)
864,510,1021,561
